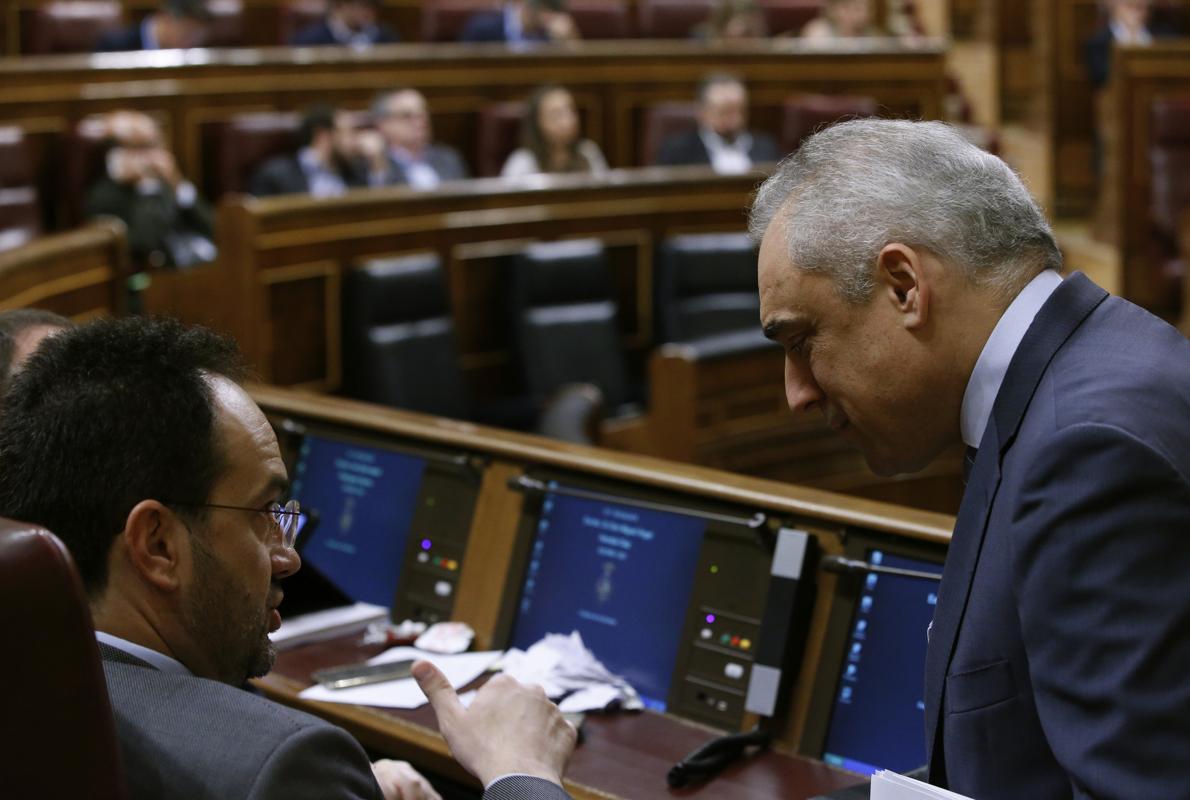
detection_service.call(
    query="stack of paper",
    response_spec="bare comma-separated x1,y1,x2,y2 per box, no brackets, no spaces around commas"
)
269,602,389,650
298,646,503,709
871,771,974,800
500,631,644,713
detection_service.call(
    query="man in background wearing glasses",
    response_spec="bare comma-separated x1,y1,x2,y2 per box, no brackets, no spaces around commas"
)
0,317,574,800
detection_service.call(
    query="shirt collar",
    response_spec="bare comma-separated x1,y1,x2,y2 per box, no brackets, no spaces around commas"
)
96,631,191,676
141,17,160,50
1109,20,1153,44
960,269,1064,448
699,127,752,153
503,4,523,41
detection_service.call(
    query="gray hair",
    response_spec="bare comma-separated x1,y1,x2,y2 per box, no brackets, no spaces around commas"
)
748,119,1062,303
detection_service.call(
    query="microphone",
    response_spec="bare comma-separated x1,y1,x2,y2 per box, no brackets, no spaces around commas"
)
819,554,942,582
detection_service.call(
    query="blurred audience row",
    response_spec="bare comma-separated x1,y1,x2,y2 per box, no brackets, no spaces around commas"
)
0,74,851,266
20,0,920,55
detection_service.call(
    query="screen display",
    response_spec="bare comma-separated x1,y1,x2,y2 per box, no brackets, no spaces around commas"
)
289,433,427,608
511,487,706,710
821,550,941,776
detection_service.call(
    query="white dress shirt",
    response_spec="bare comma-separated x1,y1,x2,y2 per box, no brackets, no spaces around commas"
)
698,129,754,175
96,631,191,676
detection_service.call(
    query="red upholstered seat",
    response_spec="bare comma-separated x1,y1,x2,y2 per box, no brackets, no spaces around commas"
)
1149,95,1190,307
780,93,879,155
641,101,699,166
0,519,128,798
61,115,114,228
0,127,41,251
22,1,124,54
421,0,499,41
570,0,632,38
759,0,822,36
476,101,526,177
635,0,716,37
206,0,246,46
207,111,301,198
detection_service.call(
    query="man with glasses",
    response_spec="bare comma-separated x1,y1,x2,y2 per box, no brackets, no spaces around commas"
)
0,317,574,800
369,88,469,189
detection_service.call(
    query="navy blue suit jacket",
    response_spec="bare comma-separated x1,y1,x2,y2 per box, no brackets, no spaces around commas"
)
924,273,1190,798
289,19,398,46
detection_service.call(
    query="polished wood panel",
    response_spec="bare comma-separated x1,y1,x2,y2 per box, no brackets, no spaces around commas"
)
0,39,948,221
1095,41,1190,310
0,219,129,318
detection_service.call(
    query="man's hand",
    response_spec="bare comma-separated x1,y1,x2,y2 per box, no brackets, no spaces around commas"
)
371,759,443,800
412,660,577,788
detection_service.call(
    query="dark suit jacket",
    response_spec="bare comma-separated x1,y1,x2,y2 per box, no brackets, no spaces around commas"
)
378,144,469,186
290,18,398,46
459,10,550,43
95,24,147,52
85,175,215,267
101,643,572,800
247,153,366,197
923,273,1190,799
654,129,781,169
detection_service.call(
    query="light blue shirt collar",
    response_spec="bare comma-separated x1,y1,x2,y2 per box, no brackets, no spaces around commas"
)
959,269,1064,449
141,17,160,50
96,631,191,676
503,4,523,42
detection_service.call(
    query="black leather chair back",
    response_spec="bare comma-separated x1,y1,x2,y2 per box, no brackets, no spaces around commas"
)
656,232,760,343
511,239,630,410
342,253,471,419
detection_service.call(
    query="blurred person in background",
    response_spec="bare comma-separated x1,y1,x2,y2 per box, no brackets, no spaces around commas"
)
799,0,880,39
655,73,779,173
460,0,580,44
368,89,469,189
501,85,609,178
693,0,768,42
85,110,215,269
290,0,399,48
95,0,211,51
249,106,370,198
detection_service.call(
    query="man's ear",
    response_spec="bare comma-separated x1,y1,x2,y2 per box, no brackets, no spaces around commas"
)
121,500,188,593
876,243,930,330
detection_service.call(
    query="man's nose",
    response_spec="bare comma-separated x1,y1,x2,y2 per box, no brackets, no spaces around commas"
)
272,544,301,580
785,355,824,414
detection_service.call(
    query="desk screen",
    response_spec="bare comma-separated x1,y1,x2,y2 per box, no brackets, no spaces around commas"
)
821,550,941,776
511,488,705,710
290,433,427,608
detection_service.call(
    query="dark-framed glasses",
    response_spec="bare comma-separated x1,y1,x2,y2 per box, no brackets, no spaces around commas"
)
167,499,302,549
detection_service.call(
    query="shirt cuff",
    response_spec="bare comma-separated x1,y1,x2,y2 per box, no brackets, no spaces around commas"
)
175,181,197,208
484,773,561,791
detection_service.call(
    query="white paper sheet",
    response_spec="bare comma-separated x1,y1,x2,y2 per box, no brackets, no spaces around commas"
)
269,602,389,650
870,771,974,800
298,648,502,709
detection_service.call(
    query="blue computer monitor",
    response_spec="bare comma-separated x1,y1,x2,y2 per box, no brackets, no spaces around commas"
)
511,486,706,710
821,549,941,776
289,433,428,609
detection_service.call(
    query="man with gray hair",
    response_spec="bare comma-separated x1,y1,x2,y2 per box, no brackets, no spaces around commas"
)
752,119,1190,798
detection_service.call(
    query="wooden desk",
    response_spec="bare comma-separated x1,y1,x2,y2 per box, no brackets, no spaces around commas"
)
173,167,764,392
0,218,129,317
257,633,866,800
0,39,948,224
1095,40,1190,310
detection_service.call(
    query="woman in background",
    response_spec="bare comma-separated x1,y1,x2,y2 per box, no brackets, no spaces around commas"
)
501,85,609,178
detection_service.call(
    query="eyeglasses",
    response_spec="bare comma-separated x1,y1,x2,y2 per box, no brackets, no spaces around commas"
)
166,499,302,550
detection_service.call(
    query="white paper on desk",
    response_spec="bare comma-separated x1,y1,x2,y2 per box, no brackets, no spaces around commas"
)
297,648,502,709
269,602,389,650
870,771,973,800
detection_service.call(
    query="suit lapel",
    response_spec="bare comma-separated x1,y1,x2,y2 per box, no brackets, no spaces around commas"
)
923,272,1108,779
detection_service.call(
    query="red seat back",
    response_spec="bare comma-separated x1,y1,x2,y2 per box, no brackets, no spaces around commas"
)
641,101,699,166
23,1,124,54
781,93,879,155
